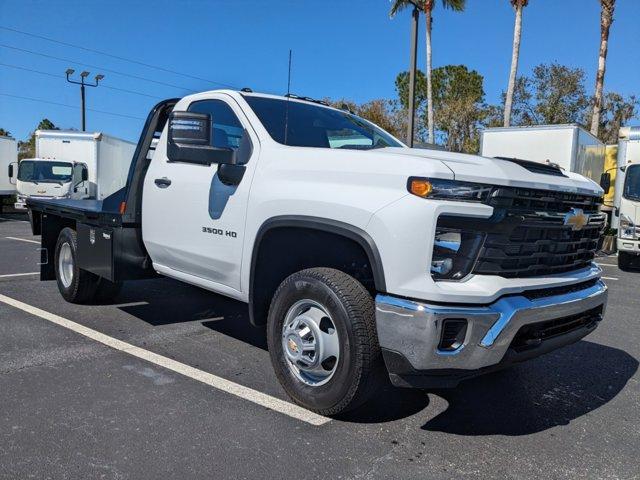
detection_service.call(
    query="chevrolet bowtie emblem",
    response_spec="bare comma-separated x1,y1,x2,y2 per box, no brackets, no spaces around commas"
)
564,208,589,231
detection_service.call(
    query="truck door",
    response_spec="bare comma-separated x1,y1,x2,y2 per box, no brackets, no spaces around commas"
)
142,95,258,293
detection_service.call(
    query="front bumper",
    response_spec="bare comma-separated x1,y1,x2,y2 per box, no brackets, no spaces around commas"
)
375,279,608,388
617,237,640,254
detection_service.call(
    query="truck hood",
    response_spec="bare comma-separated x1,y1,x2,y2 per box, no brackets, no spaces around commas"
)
380,147,604,196
17,181,71,198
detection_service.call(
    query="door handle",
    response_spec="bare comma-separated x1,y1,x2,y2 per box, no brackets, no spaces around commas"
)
154,177,172,188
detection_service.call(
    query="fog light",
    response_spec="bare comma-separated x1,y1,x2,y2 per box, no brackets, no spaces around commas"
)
430,227,484,281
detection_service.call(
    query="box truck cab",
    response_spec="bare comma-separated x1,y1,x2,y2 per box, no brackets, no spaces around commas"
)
14,158,89,209
14,130,136,209
611,126,640,270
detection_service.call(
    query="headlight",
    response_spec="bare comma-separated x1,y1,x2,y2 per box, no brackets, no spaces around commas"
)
431,227,485,280
619,214,637,239
408,178,493,202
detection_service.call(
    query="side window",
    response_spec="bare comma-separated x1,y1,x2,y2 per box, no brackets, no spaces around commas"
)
188,99,253,164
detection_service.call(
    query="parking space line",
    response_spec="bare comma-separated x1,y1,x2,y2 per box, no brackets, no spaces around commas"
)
0,216,29,223
0,272,39,278
0,293,330,427
597,263,617,267
601,276,619,281
5,236,40,244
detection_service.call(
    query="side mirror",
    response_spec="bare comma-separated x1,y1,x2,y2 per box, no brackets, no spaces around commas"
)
81,167,88,182
167,111,235,166
8,162,17,185
599,172,611,194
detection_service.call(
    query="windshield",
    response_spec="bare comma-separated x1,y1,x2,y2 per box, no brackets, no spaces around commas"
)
243,96,403,150
18,160,73,184
623,164,640,201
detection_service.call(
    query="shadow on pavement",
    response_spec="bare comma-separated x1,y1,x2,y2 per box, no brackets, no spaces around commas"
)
116,278,266,349
421,340,637,436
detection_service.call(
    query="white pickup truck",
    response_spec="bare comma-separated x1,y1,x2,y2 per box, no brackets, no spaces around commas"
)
27,90,608,415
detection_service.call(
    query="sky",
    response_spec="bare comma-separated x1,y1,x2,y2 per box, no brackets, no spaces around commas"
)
0,0,639,143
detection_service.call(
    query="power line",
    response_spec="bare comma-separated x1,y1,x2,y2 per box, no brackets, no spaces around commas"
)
0,62,164,99
0,43,197,93
0,93,146,120
0,25,237,89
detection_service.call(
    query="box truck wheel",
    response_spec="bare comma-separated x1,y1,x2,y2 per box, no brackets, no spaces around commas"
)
266,268,383,416
618,252,635,271
55,227,100,303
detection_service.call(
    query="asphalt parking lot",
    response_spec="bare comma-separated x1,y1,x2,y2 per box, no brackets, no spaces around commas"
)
0,213,638,480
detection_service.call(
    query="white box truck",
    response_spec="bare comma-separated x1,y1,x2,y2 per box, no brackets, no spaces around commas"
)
608,126,640,270
0,135,18,212
15,130,136,209
480,124,605,184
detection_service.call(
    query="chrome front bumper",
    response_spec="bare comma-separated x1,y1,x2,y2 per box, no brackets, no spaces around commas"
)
375,279,607,384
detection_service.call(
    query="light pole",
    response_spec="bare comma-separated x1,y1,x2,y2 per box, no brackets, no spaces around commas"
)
65,69,104,131
406,3,419,148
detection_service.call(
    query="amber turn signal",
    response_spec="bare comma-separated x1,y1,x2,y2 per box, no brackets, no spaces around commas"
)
409,179,432,198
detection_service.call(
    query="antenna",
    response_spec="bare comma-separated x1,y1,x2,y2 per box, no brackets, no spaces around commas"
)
284,49,292,145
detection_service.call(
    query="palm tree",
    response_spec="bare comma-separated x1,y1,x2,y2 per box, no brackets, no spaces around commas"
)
503,0,529,127
391,0,466,144
590,0,616,137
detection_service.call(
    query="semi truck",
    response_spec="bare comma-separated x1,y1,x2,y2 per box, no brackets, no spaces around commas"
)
480,124,606,184
14,130,136,210
608,126,640,270
27,90,608,415
0,135,17,212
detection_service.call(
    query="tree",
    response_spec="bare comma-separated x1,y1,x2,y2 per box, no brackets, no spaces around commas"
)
590,0,616,137
396,65,487,152
594,92,638,144
503,0,529,127
390,0,466,144
18,118,59,159
505,63,589,125
0,128,11,137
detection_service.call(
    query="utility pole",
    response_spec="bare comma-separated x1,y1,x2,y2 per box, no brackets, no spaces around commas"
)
65,69,104,131
406,2,420,148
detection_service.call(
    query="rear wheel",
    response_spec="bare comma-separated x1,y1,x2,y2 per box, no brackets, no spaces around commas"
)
55,227,100,303
267,268,383,416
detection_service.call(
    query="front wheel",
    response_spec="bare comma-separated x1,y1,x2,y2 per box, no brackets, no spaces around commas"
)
267,268,383,416
618,251,636,271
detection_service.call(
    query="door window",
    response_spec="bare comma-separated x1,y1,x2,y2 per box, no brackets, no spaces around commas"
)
188,100,253,164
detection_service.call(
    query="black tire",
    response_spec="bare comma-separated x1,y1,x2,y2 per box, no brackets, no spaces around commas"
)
618,251,635,271
54,227,100,303
267,267,383,416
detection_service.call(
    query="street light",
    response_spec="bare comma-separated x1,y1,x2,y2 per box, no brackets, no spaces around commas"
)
65,68,104,131
406,0,420,148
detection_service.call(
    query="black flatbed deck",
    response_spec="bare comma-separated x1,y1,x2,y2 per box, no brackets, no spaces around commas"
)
27,197,123,227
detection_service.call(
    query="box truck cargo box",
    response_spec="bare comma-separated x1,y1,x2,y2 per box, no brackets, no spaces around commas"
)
0,136,18,211
480,124,605,184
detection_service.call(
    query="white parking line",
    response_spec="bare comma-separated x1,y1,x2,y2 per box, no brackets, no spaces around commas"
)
0,216,29,223
0,293,329,427
597,263,617,267
5,236,39,244
601,276,619,281
0,272,39,278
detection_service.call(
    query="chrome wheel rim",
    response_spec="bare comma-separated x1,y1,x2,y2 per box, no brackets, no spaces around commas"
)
58,242,74,288
281,299,340,387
